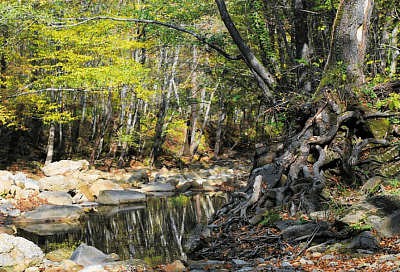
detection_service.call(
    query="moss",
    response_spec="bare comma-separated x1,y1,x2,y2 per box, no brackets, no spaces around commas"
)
379,161,400,177
365,118,391,139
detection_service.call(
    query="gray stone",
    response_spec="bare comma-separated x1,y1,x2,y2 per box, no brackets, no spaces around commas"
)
39,175,79,192
166,175,183,187
127,169,149,186
37,191,73,205
97,260,153,271
233,259,249,265
183,170,203,180
0,170,14,195
348,231,380,251
20,222,81,236
0,233,44,272
97,190,146,205
89,179,123,197
70,243,114,267
139,181,175,192
15,204,84,224
42,160,89,177
282,221,330,240
175,180,193,192
251,164,282,189
358,176,382,195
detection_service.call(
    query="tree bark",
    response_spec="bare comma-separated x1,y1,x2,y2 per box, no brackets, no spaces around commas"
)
215,0,276,104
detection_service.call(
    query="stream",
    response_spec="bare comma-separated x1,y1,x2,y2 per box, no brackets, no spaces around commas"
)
16,192,229,266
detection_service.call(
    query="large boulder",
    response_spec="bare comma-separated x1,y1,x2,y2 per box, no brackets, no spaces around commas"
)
89,179,123,197
42,160,89,177
15,204,84,224
341,194,400,237
97,190,146,205
0,233,44,272
37,191,73,205
127,169,149,187
139,181,175,192
70,243,114,267
0,170,14,195
38,175,79,192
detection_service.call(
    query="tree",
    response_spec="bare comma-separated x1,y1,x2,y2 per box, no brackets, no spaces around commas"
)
187,0,399,259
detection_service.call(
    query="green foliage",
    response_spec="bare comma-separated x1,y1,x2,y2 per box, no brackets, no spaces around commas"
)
259,210,281,226
376,93,400,110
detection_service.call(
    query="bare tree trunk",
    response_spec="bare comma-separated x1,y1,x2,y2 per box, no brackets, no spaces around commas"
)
190,89,215,161
389,24,399,77
189,45,200,157
150,46,180,165
44,121,55,166
213,92,227,157
44,90,56,166
215,0,276,103
90,88,113,164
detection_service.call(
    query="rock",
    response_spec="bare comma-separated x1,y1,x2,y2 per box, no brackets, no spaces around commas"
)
341,194,400,237
0,200,20,217
13,172,40,193
251,164,282,189
175,180,192,193
140,181,175,192
59,259,78,271
365,118,392,140
97,190,146,205
79,264,105,271
45,248,74,262
249,208,268,225
21,221,81,236
192,179,207,189
185,225,212,256
127,169,149,187
348,231,380,251
282,221,331,240
15,204,83,224
166,175,184,187
42,160,89,177
0,233,44,272
163,260,186,272
70,243,114,267
73,184,95,203
38,191,73,205
10,185,29,199
39,175,79,192
183,170,203,180
151,174,167,183
99,260,153,271
0,171,14,195
358,176,382,195
157,167,169,176
89,180,123,197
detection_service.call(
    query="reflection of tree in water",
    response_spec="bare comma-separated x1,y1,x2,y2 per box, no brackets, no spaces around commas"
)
53,193,227,266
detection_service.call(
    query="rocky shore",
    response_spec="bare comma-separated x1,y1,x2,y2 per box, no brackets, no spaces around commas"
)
1,159,400,271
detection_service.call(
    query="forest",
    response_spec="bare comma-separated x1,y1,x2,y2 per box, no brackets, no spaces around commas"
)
0,0,398,170
2,0,400,269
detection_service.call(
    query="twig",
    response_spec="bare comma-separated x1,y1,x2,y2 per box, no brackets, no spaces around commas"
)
295,224,321,257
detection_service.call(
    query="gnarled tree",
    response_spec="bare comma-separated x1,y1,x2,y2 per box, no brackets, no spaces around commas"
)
193,0,394,258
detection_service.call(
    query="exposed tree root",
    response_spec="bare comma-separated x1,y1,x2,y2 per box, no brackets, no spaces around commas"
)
192,97,398,261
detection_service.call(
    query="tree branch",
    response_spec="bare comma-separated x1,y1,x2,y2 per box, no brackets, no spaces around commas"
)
49,16,243,61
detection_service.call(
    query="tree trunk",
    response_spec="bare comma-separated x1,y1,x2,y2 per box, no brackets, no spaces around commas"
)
194,0,385,261
213,91,227,157
293,0,312,93
215,0,276,104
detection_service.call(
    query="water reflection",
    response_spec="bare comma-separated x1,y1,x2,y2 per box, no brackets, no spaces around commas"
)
17,192,228,266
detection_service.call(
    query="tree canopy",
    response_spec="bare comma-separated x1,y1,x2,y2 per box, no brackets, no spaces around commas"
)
0,0,399,168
